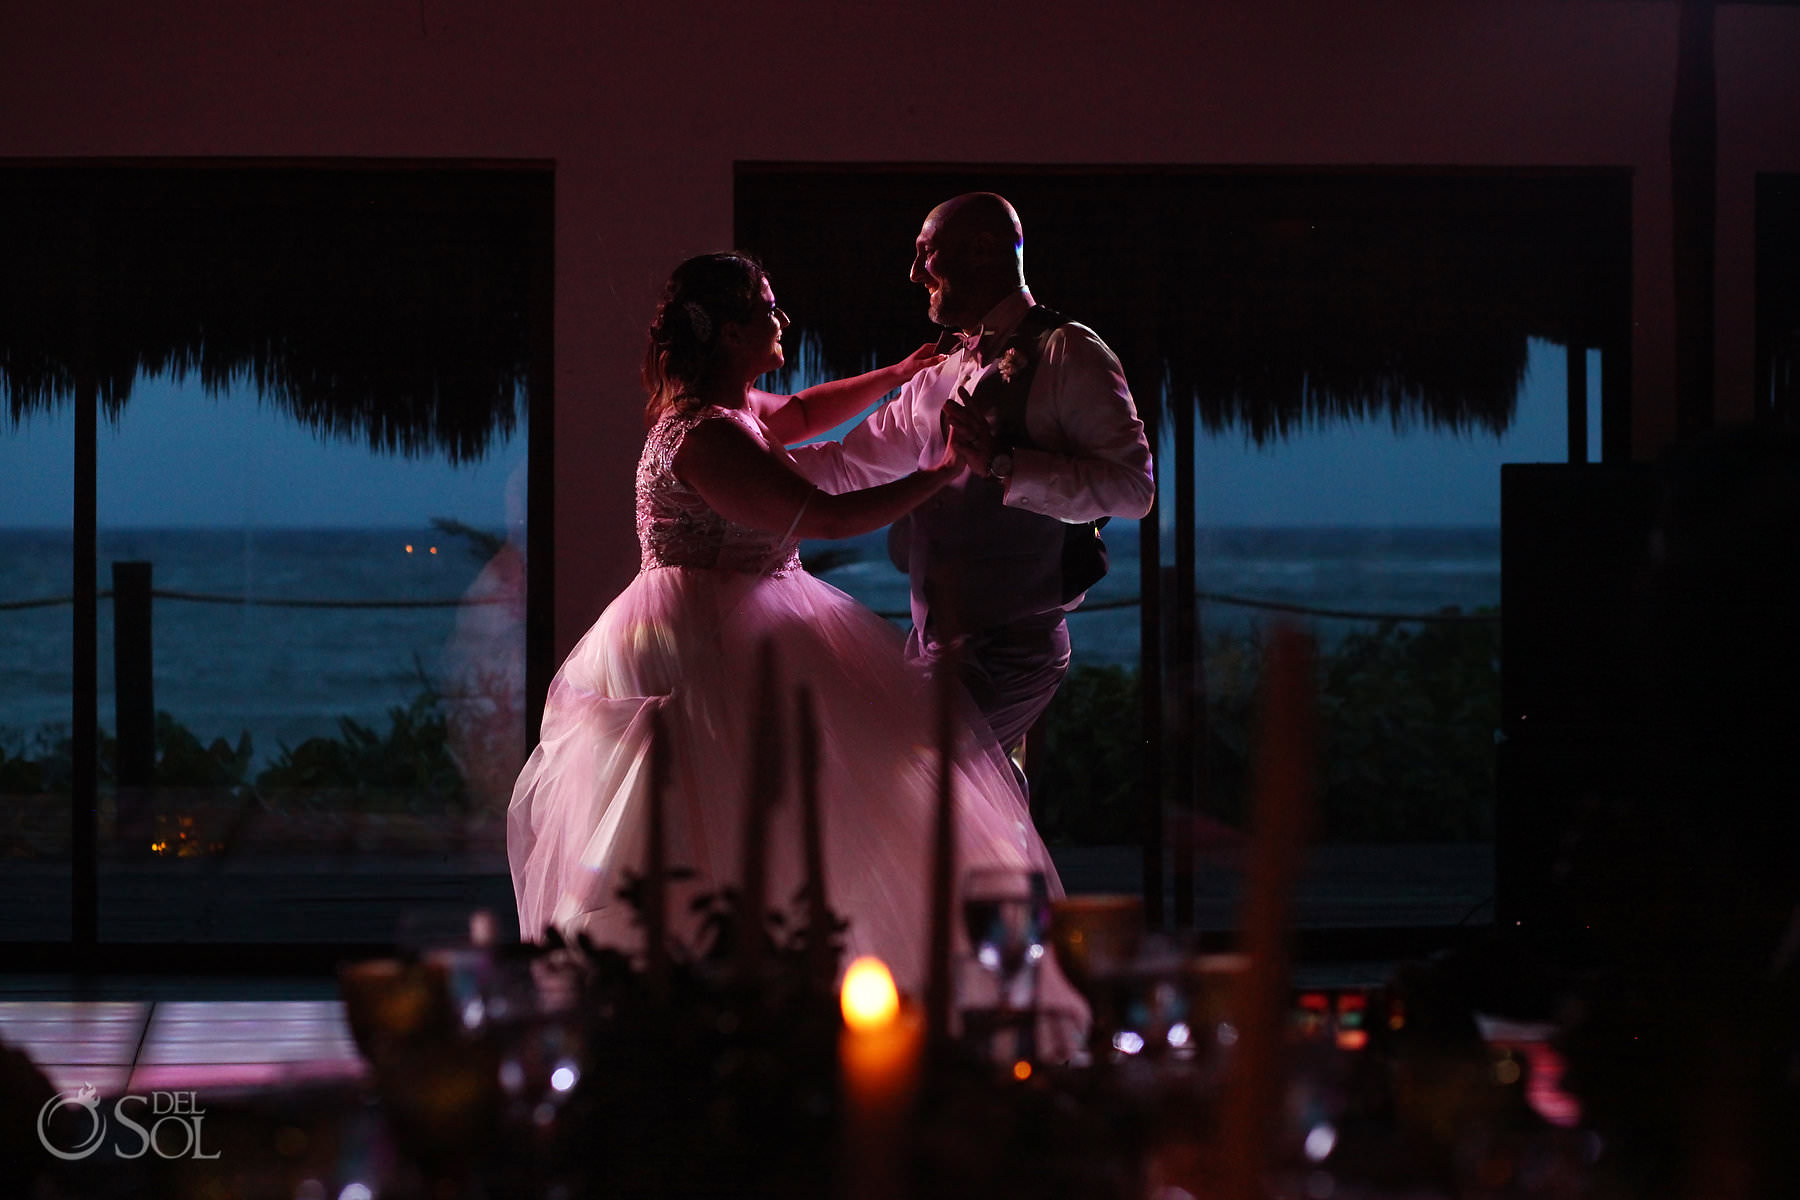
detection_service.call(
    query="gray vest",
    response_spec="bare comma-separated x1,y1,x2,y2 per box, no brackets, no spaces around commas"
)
908,305,1107,637
910,468,1069,636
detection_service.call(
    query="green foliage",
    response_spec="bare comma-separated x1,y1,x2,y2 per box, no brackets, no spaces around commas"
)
1316,613,1499,842
255,690,469,812
1032,612,1499,845
1,716,247,793
152,711,254,789
0,743,44,794
0,725,81,794
3,691,473,814
1030,664,1145,845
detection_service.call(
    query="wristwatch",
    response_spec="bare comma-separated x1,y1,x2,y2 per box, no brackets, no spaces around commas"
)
987,448,1015,481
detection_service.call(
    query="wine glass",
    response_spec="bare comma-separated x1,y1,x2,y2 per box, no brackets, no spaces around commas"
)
1048,894,1144,996
1047,894,1144,1060
961,867,1051,1019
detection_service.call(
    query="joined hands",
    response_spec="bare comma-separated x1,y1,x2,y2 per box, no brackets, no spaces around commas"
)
941,387,997,477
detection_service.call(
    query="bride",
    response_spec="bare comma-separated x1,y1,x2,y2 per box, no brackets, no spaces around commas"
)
508,252,1070,996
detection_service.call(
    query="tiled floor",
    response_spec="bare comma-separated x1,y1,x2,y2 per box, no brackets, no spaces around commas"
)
0,994,366,1097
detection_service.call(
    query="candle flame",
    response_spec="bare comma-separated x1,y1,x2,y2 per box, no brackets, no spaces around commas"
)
840,957,899,1032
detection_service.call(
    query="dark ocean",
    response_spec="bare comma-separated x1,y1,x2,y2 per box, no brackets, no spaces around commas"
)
0,524,1496,766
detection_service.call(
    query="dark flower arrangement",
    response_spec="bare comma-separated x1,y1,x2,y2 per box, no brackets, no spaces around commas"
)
522,873,1137,1200
532,876,850,1199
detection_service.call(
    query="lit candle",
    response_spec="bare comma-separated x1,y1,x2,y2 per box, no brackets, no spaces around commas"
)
842,956,900,1032
839,957,922,1200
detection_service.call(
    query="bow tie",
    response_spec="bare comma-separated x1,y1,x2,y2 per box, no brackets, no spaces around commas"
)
946,327,992,363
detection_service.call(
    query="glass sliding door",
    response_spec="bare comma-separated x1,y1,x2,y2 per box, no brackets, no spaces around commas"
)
96,372,529,942
1177,336,1599,928
0,397,77,941
1,163,551,948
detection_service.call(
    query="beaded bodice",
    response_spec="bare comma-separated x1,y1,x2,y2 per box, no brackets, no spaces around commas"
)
636,404,803,575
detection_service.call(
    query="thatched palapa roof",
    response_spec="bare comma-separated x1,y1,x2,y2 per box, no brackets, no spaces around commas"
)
736,168,1632,442
1,165,549,463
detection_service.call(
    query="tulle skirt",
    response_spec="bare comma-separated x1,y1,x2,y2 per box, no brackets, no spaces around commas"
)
507,564,1069,1000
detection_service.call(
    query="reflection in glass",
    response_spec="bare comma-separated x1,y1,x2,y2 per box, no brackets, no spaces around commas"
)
1164,337,1590,926
0,404,75,940
93,372,527,941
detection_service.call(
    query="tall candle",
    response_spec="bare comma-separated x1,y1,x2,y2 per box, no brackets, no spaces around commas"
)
736,640,783,981
1217,625,1317,1200
923,646,959,1046
796,685,832,984
644,702,670,991
839,957,922,1200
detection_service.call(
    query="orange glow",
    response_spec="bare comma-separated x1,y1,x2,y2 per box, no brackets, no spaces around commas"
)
840,957,899,1032
429,546,438,554
1335,1029,1368,1051
405,544,414,553
1011,1060,1032,1081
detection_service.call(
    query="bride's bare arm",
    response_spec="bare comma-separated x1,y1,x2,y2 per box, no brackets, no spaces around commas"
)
675,417,956,541
755,343,946,446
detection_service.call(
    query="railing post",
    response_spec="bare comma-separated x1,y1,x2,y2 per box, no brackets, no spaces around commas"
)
112,561,155,789
1566,343,1588,464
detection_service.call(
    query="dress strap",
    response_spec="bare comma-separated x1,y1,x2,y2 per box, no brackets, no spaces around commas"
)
779,491,811,545
758,489,811,574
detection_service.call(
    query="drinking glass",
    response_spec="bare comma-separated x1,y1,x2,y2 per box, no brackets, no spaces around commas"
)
964,867,1051,1021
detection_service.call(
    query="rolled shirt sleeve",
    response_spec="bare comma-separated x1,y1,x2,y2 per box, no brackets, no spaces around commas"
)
1002,323,1156,523
784,369,942,494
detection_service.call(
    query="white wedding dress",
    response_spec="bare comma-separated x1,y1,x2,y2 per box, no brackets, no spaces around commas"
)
508,403,1076,1003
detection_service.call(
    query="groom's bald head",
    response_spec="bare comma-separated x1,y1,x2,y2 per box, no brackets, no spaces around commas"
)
931,193,1023,256
912,192,1026,330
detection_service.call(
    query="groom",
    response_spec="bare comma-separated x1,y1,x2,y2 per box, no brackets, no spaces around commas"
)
790,192,1155,764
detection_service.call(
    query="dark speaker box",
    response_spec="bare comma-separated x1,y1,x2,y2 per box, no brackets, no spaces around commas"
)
1497,463,1662,931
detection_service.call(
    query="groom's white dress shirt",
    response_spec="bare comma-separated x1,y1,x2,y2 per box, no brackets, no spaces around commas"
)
787,288,1155,528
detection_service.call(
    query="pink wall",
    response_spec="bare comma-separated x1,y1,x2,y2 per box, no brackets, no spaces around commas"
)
5,0,1798,657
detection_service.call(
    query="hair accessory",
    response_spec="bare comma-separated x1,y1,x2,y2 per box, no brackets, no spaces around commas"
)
684,301,713,342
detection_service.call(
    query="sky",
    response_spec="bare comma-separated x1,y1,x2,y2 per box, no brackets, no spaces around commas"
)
2,377,528,531
1183,339,1598,525
0,339,1594,531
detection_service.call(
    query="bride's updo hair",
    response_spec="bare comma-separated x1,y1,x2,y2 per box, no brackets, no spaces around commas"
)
643,251,767,427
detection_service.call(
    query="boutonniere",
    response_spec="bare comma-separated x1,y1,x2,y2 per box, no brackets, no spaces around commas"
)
995,347,1027,383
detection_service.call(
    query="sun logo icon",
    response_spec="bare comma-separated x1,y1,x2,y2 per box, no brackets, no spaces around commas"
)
37,1082,108,1161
